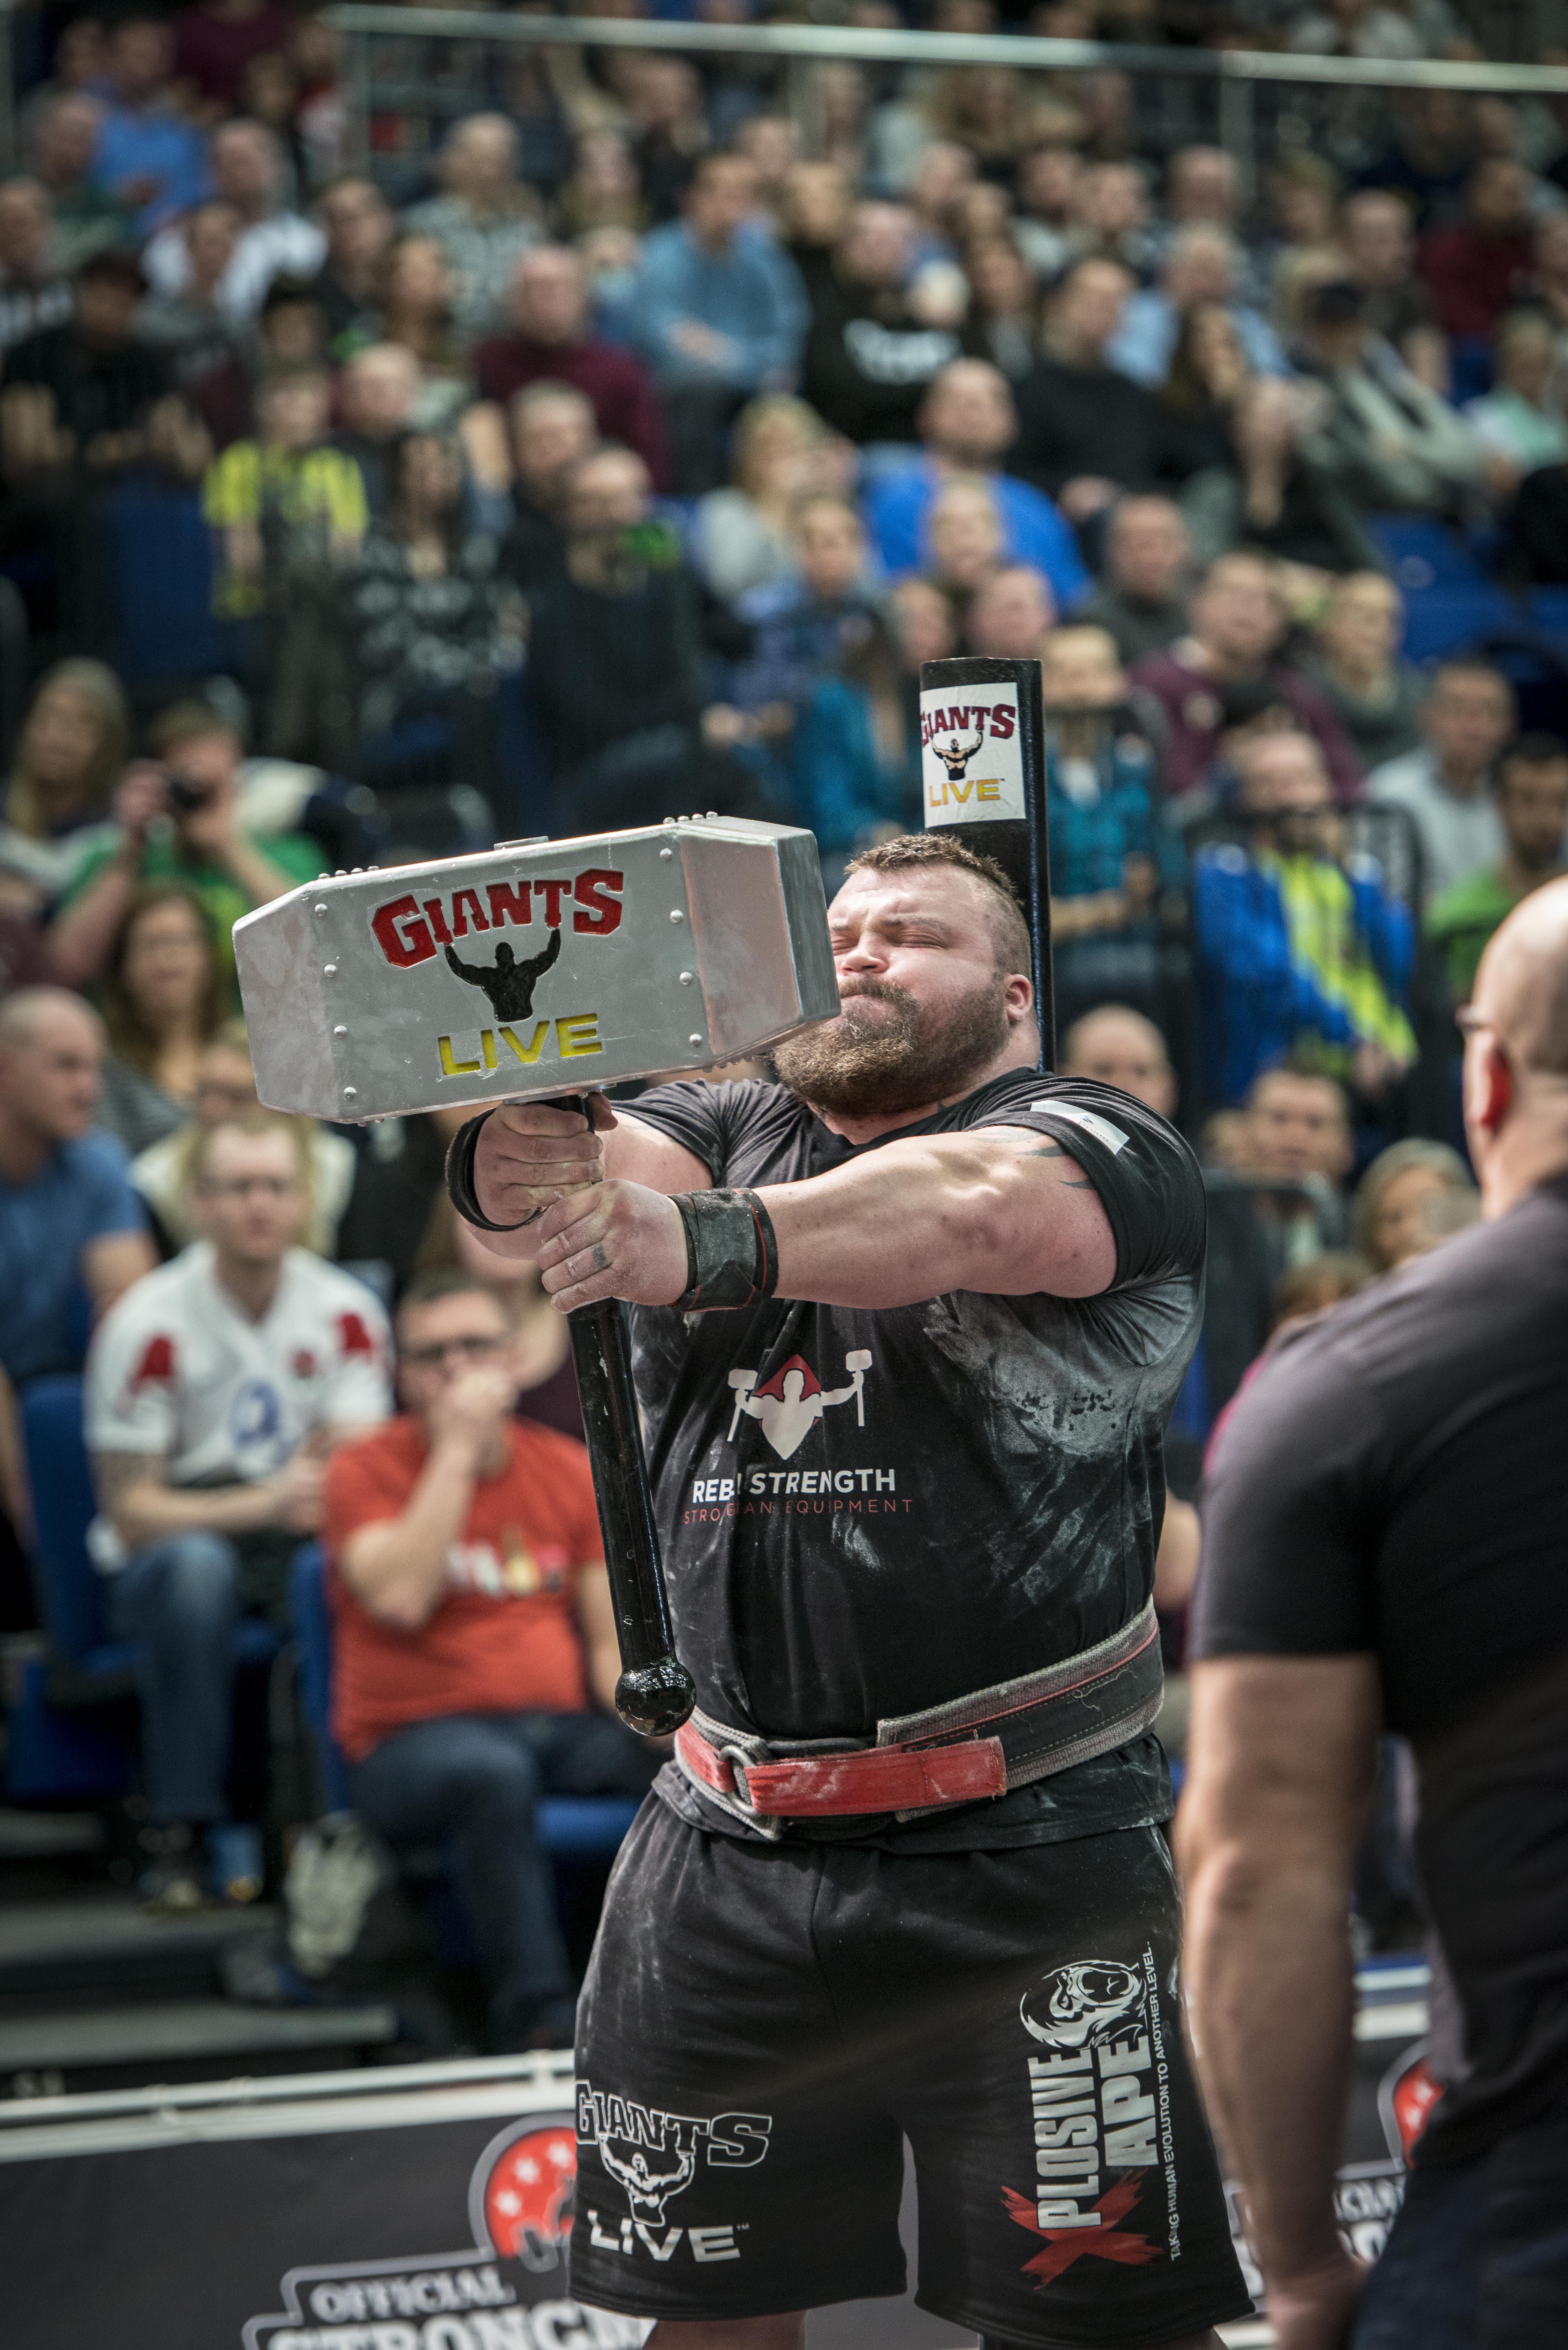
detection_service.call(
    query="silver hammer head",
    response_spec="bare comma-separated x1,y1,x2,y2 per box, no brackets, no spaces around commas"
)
234,815,840,1122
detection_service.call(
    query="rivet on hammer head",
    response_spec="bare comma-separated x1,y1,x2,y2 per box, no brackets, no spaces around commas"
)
659,846,673,860
315,904,328,916
689,1034,703,1048
323,964,338,977
679,971,693,984
670,911,684,924
706,810,718,819
333,1024,348,1037
343,1087,357,1100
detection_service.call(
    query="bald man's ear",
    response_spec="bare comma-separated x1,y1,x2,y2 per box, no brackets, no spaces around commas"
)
1467,1031,1513,1141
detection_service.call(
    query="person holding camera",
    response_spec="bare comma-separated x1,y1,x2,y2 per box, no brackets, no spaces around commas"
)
48,699,323,1002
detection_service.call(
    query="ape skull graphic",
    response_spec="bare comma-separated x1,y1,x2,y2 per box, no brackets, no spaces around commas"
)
1020,1961,1146,2051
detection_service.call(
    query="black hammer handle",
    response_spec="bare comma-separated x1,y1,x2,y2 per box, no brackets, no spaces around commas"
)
562,1097,695,1736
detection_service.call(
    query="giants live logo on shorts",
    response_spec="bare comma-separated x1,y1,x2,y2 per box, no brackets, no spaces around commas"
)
577,2079,773,2269
1003,1948,1182,2293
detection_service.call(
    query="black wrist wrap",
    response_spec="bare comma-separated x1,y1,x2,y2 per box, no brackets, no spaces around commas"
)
672,1188,780,1312
445,1110,544,1235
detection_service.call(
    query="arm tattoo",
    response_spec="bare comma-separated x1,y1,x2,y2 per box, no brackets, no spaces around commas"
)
1023,1140,1093,1189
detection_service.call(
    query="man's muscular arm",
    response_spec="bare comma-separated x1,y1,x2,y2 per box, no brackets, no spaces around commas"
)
526,1123,1116,1312
1177,1655,1379,2350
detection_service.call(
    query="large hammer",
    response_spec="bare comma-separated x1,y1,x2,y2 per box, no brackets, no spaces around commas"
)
918,656,1055,1070
234,815,839,1734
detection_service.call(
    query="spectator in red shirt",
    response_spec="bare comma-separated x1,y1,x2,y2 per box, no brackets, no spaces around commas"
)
1419,158,1536,343
324,1271,656,2051
472,243,667,488
1129,551,1363,803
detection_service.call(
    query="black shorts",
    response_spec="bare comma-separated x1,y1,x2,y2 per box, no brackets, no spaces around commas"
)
570,1800,1251,2345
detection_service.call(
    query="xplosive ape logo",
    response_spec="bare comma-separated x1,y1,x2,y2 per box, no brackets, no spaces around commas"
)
577,2079,772,2267
244,2116,649,2349
1001,1948,1181,2292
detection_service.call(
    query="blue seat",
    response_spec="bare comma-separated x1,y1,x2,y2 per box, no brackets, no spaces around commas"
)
1368,514,1487,593
1399,585,1514,664
6,1377,280,1804
288,1545,641,1858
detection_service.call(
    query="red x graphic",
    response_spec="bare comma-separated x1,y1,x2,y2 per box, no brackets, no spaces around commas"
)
1002,2177,1160,2285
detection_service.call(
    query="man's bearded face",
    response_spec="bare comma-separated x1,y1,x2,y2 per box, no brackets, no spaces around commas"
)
773,968,1010,1118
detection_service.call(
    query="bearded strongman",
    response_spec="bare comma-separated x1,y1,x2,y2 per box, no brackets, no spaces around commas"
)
446,832,1250,2348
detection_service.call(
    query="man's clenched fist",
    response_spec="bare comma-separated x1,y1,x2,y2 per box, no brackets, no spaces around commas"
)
535,1180,688,1314
470,1095,616,1254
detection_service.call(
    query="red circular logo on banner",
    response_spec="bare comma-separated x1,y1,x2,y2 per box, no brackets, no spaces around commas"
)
481,2124,577,2270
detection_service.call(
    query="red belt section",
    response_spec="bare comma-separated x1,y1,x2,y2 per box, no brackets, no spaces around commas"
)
675,1721,1007,1817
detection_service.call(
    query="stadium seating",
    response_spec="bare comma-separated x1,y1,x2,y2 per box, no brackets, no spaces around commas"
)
6,1379,280,1805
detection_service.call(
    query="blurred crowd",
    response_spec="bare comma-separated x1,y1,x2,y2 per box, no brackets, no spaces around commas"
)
2,0,1568,2041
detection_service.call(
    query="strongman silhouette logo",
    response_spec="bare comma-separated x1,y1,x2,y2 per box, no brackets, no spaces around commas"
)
444,925,562,1020
726,1350,873,1459
933,723,986,781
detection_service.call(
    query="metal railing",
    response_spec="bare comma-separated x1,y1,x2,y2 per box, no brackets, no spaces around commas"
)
324,6,1568,197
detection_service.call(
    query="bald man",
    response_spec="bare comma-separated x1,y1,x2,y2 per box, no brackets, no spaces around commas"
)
1180,877,1568,2350
1062,1004,1177,1119
0,989,153,1387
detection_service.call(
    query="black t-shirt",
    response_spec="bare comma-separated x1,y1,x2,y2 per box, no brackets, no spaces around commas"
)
6,324,172,447
1194,1177,1568,2165
623,1069,1206,1853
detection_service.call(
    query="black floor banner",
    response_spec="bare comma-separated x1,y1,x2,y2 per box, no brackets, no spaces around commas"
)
0,1968,1433,2348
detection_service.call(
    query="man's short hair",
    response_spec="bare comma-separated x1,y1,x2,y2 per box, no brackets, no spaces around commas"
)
149,697,240,759
397,1270,510,1331
1062,1003,1169,1068
511,378,594,424
76,245,147,295
0,986,102,1053
1432,658,1511,698
844,834,1032,980
188,1109,313,1187
1501,730,1568,776
1247,1061,1350,1121
261,274,319,319
689,148,749,189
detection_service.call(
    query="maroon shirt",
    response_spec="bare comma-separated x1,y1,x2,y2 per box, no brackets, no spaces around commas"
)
1128,645,1364,803
472,333,668,489
174,0,294,109
1418,224,1534,340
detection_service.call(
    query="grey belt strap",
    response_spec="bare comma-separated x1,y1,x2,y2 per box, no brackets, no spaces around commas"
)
675,1598,1164,1837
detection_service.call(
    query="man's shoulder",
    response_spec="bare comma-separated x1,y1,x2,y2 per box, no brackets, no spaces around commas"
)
93,1244,204,1342
1366,747,1432,802
332,1411,422,1475
508,1415,592,1486
1427,867,1511,933
863,461,928,512
57,1128,133,1188
280,1253,388,1328
1127,645,1191,693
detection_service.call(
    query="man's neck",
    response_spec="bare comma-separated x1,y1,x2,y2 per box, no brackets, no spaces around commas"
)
214,1250,286,1323
1498,851,1564,898
1042,327,1096,370
1479,1105,1568,1221
0,1106,54,1188
1329,648,1386,693
692,225,731,259
813,1032,1039,1147
1181,635,1257,683
1435,756,1487,800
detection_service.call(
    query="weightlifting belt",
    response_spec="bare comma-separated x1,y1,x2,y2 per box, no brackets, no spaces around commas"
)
674,1599,1163,1838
